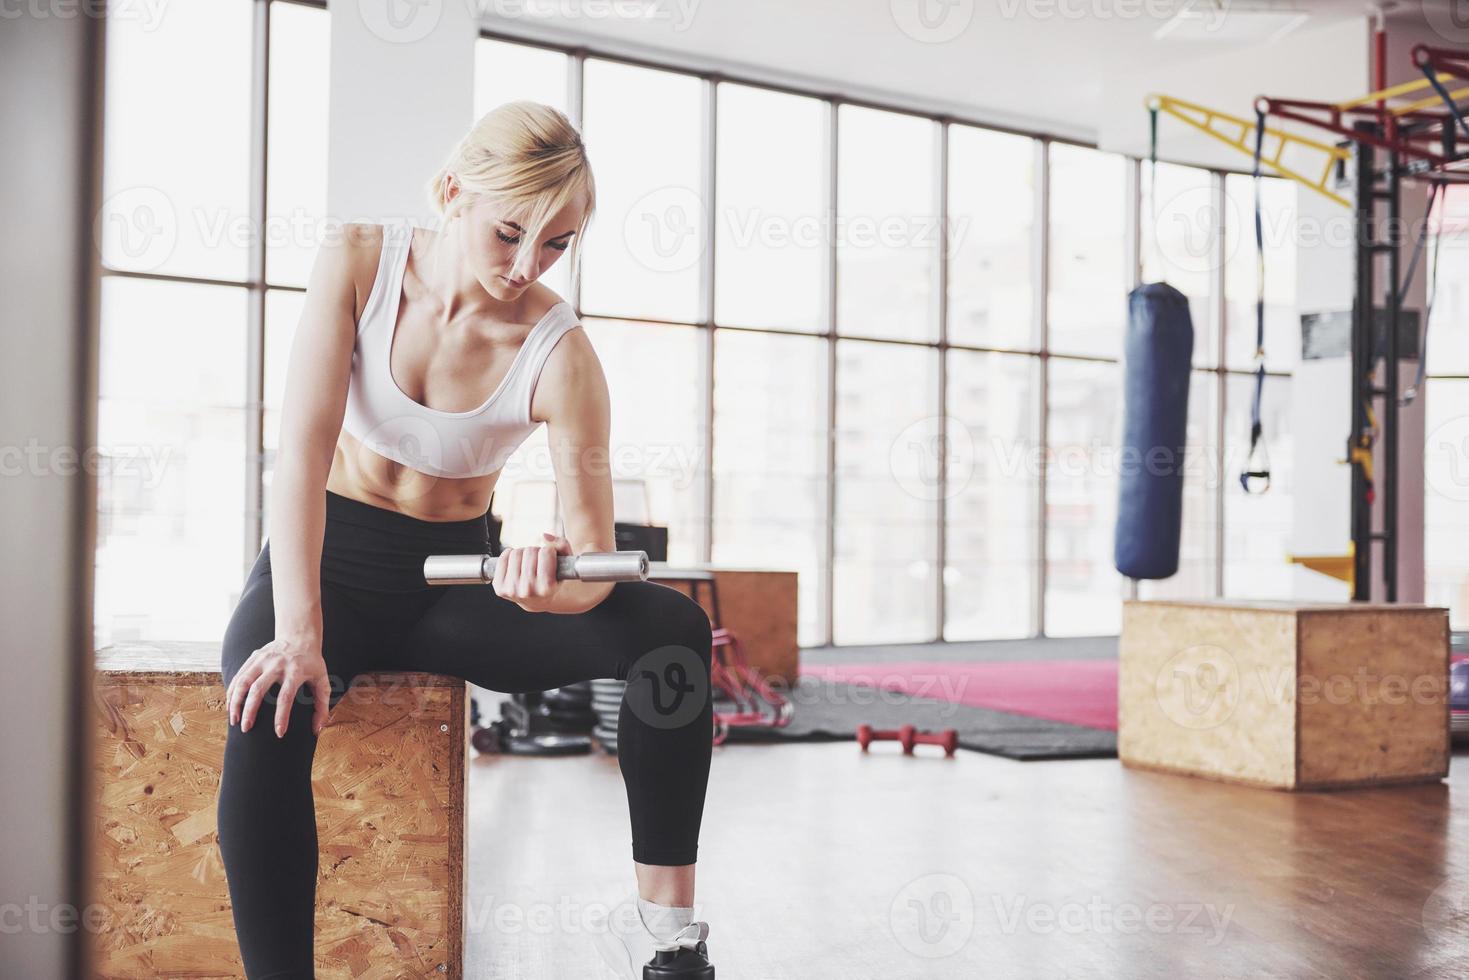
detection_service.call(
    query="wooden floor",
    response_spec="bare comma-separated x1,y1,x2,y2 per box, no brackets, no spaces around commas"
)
466,736,1469,980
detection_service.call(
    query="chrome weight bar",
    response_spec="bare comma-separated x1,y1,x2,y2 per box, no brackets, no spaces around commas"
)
423,550,650,585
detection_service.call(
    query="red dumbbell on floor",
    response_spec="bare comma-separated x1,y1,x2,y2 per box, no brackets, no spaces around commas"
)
855,723,958,758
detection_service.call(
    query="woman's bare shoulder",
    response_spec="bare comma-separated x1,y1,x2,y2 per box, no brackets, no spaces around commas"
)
332,222,391,322
529,310,605,424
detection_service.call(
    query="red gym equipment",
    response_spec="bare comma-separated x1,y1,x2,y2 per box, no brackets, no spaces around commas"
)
656,569,793,746
855,723,958,758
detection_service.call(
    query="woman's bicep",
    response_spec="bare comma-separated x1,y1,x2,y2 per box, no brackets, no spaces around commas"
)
542,334,616,554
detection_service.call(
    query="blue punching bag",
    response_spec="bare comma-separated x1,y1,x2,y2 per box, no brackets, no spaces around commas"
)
1114,282,1194,579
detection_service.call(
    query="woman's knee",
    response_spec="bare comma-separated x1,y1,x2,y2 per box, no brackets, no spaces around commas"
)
220,579,274,688
642,581,713,652
611,582,712,679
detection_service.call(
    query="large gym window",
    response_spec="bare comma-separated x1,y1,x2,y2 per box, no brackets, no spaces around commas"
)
714,83,827,335
96,0,258,646
835,106,939,345
948,125,1037,352
1048,143,1130,361
95,14,1309,649
1421,188,1469,627
578,59,705,325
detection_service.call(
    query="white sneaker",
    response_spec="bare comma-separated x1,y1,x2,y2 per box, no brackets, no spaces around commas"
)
588,890,712,980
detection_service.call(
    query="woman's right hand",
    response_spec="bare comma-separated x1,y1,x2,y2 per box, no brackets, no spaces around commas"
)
226,631,333,738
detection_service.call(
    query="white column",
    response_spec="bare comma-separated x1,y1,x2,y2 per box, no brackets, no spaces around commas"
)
327,0,478,226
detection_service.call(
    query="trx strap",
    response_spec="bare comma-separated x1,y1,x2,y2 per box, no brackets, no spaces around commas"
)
1422,63,1469,145
1240,108,1271,494
1147,102,1161,275
1413,182,1445,401
1397,178,1444,405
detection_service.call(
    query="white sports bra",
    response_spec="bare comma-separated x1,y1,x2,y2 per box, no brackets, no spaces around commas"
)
340,222,581,479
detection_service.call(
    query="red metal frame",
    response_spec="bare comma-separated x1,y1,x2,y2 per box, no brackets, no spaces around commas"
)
1415,44,1469,84
1250,41,1469,177
1254,96,1457,168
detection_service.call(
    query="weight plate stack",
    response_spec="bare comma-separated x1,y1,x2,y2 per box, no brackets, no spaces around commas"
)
536,681,597,735
589,678,625,754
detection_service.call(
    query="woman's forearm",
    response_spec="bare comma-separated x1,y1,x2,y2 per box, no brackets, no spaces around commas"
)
538,579,614,615
268,463,328,638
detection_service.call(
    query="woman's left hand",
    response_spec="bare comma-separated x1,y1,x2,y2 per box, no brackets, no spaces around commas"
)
493,532,574,612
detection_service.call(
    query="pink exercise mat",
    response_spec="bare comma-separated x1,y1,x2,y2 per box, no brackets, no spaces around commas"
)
799,659,1118,732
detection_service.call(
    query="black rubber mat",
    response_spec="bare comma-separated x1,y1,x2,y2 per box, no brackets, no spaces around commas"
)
721,679,1116,761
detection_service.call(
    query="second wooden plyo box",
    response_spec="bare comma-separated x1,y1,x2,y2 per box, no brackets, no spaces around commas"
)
1119,599,1450,790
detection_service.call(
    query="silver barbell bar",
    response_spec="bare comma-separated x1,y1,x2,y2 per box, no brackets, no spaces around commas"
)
423,550,650,585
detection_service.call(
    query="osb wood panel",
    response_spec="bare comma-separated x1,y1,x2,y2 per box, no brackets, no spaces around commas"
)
662,570,799,686
1124,598,1445,613
1119,602,1297,788
92,660,467,979
1296,608,1449,788
96,641,459,685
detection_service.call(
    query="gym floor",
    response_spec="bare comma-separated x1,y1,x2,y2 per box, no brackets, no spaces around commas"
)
465,710,1469,979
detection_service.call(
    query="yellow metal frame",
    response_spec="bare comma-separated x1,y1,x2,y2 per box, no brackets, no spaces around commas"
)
1335,71,1469,114
1287,541,1356,591
1147,94,1351,208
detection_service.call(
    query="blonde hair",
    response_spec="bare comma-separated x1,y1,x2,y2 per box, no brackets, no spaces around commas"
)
427,100,596,281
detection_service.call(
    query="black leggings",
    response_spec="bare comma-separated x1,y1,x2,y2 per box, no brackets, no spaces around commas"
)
217,490,714,979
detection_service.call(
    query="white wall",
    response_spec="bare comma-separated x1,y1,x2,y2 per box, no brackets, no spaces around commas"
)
0,10,99,979
326,0,478,226
1098,18,1369,170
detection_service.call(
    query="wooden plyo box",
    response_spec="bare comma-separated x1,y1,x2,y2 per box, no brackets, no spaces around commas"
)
1119,599,1450,790
91,642,468,979
653,567,800,687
